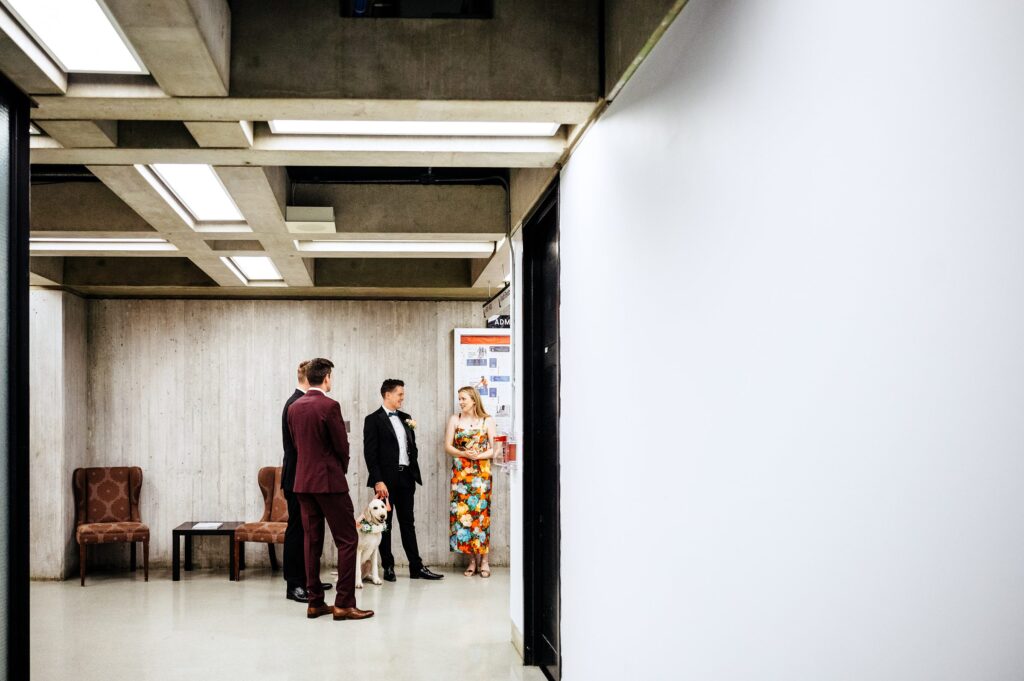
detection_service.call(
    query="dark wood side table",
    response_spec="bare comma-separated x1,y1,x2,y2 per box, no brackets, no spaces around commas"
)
171,522,243,581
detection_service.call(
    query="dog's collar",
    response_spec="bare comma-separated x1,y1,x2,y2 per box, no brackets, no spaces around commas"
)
359,519,386,534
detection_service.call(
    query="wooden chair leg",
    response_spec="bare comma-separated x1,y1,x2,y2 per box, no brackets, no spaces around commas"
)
233,539,241,581
79,544,86,587
130,542,137,571
268,543,279,571
143,539,149,582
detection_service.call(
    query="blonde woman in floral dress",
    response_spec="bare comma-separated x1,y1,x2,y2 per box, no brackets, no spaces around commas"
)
444,386,497,577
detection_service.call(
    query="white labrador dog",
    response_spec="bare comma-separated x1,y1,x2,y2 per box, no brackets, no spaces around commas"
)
354,497,388,588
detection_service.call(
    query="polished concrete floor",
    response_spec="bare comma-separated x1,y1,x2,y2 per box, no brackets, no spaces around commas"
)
31,566,542,681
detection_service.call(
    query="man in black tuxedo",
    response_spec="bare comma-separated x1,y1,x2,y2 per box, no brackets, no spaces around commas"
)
363,378,444,581
281,360,332,602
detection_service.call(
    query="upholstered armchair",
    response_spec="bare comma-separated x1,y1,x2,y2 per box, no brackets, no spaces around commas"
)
233,466,288,581
73,467,150,586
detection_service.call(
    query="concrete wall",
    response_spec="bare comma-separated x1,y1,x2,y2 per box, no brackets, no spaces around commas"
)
29,290,87,579
510,168,557,231
292,184,507,238
230,0,598,101
559,0,1024,679
81,299,509,570
604,0,681,97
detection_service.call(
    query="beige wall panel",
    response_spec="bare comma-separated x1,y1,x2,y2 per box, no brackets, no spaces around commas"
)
29,291,87,579
84,299,506,571
63,294,88,574
29,291,63,578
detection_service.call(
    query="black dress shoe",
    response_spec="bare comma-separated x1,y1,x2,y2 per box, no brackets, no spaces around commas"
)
321,582,333,591
286,586,309,602
410,566,444,580
382,566,396,582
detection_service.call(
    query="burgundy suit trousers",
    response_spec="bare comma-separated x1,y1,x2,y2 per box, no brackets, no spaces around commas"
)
296,492,357,608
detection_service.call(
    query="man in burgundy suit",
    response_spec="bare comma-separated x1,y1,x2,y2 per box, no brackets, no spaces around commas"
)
287,357,373,621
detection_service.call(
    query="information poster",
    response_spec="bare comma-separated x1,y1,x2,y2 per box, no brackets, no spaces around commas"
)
453,328,512,436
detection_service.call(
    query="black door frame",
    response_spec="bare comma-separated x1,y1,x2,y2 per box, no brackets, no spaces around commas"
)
2,72,31,680
521,180,561,680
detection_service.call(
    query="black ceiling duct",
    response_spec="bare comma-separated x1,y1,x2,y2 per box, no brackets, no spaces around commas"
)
287,166,508,187
340,0,492,19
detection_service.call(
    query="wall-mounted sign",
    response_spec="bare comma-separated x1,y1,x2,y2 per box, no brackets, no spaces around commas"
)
483,285,510,321
453,328,512,437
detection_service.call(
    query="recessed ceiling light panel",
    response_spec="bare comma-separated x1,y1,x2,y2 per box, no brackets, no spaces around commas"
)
150,164,245,223
269,120,561,137
223,256,284,285
4,0,146,74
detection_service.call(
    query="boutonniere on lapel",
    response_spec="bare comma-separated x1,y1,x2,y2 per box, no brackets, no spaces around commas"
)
404,418,417,429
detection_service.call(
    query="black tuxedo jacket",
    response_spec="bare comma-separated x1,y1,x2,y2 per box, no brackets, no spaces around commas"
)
280,388,304,492
364,406,422,487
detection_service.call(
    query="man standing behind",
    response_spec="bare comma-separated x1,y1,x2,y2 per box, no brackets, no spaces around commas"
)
364,379,444,582
280,360,332,603
288,358,373,621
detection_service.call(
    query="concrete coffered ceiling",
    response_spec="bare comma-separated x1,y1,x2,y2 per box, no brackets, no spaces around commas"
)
5,0,682,299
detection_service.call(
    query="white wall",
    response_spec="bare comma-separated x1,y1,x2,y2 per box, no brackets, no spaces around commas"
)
559,1,1024,679
508,233,525,651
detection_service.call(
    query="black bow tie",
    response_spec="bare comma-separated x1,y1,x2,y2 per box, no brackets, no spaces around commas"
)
387,411,398,418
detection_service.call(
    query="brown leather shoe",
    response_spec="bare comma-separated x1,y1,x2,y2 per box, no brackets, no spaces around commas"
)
332,606,374,621
306,603,332,619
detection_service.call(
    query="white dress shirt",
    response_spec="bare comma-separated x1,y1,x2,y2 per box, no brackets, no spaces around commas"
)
385,409,410,466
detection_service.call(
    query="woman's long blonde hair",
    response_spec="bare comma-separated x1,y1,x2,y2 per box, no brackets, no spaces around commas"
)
457,386,490,419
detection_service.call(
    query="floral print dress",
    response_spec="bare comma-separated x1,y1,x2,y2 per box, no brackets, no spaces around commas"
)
450,425,492,555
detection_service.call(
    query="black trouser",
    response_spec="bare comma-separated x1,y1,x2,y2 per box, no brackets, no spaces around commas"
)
283,489,306,589
379,469,423,572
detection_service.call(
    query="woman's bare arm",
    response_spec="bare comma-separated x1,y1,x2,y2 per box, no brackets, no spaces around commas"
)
476,417,498,459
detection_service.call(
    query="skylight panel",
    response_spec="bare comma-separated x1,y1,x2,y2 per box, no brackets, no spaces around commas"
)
4,0,146,74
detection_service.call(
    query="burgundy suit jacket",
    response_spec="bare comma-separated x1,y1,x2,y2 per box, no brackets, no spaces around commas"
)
286,389,350,494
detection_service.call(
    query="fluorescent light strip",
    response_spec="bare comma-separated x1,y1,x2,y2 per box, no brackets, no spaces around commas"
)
150,164,245,223
31,237,167,243
295,240,495,256
4,0,145,74
29,237,176,252
269,120,561,137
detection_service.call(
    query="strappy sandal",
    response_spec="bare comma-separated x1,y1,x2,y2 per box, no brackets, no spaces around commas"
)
464,562,477,577
479,560,491,578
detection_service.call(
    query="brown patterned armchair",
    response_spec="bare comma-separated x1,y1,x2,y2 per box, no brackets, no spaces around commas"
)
73,467,150,586
233,466,288,581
